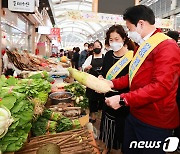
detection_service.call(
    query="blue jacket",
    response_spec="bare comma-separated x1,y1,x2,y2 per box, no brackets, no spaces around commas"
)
78,50,87,67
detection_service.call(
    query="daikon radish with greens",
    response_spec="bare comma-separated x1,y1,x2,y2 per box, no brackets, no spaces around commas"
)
68,68,112,93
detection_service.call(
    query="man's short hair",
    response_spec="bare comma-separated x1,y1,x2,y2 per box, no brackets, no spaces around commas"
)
84,43,89,46
88,43,94,48
123,5,155,26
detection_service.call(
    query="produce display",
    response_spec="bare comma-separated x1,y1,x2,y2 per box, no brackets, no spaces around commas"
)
0,89,34,152
50,104,81,118
0,63,101,153
17,128,99,154
51,83,68,93
0,75,51,152
57,117,73,132
60,56,68,63
53,93,69,99
32,109,81,137
6,49,57,71
36,143,61,154
68,68,112,93
64,82,89,109
32,117,58,136
0,106,14,138
42,109,62,121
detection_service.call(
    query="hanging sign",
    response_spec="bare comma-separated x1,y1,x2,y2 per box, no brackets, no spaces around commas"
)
50,28,60,35
8,0,35,13
48,28,61,42
155,18,174,29
66,11,174,29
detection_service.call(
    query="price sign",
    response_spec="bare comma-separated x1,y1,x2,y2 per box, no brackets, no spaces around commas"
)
50,28,60,35
8,0,35,13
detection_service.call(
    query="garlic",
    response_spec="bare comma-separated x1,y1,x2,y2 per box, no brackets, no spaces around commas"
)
75,97,80,104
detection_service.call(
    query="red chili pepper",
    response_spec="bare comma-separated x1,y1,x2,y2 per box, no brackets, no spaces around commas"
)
51,81,55,84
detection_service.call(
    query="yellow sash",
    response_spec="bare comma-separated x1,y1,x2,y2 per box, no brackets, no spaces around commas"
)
129,32,171,86
106,50,133,80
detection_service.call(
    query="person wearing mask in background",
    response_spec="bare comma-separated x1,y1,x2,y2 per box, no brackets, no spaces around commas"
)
87,43,94,57
59,49,64,57
82,40,104,123
166,30,180,153
103,5,179,154
78,43,89,70
72,47,80,70
99,25,135,154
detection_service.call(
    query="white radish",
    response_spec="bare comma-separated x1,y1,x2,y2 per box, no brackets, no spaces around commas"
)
68,68,112,93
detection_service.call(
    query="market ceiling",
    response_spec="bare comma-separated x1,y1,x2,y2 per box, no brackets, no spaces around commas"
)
49,0,109,48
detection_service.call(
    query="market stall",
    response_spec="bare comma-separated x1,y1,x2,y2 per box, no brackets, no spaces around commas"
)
0,67,100,154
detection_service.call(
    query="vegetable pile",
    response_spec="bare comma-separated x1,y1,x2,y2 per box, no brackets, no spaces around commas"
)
0,75,51,152
0,106,14,139
64,82,89,109
0,89,34,152
28,71,54,83
32,109,81,136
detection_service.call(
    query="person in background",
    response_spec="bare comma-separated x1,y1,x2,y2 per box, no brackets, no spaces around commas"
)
166,30,180,153
82,40,104,123
72,47,80,70
104,5,179,154
167,30,179,42
87,43,94,57
78,43,89,70
57,53,61,57
103,39,111,54
50,52,56,57
59,49,64,57
64,50,68,56
68,49,73,60
71,47,76,68
99,25,135,154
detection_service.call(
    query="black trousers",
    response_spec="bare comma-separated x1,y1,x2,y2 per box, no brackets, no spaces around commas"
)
123,114,173,154
86,88,104,113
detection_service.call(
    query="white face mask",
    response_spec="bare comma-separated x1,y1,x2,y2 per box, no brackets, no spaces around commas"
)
84,47,88,50
128,24,143,45
110,42,124,52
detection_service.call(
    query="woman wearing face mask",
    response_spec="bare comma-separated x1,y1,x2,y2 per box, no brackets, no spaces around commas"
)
99,25,135,154
82,40,105,123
